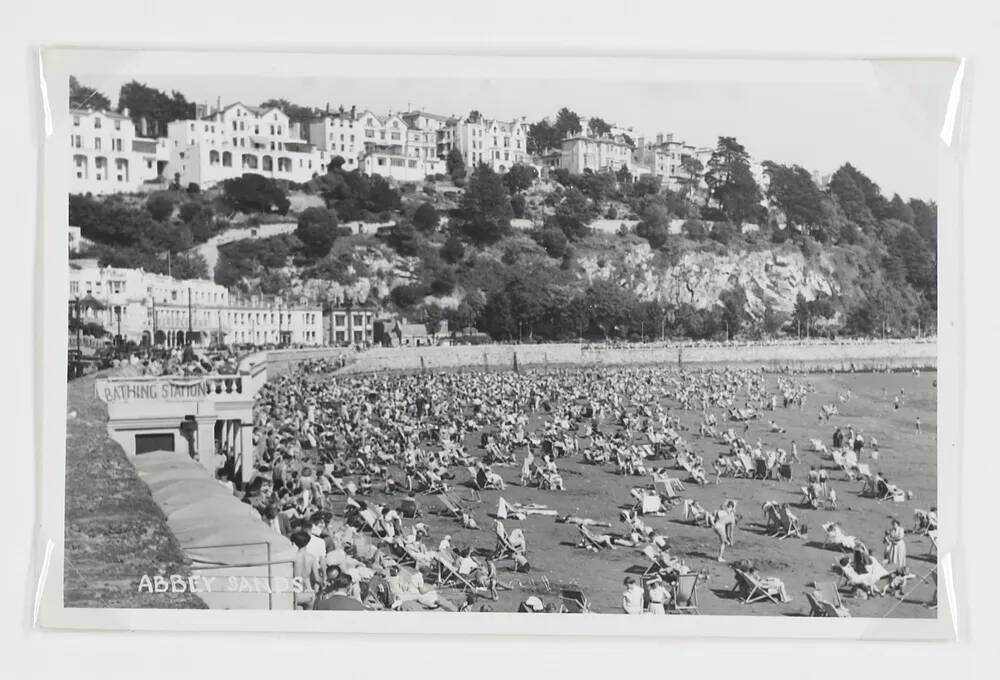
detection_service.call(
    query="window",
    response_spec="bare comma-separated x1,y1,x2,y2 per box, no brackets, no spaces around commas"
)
365,129,374,138
94,117,102,129
70,281,79,295
408,160,417,168
73,116,80,127
190,123,195,131
232,121,238,131
94,138,102,150
390,158,404,167
377,157,386,166
391,132,401,141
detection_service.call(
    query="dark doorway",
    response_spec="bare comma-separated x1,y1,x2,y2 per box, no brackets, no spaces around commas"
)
135,432,175,454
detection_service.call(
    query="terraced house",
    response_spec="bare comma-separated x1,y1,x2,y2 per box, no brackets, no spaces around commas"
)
164,102,329,188
69,107,170,194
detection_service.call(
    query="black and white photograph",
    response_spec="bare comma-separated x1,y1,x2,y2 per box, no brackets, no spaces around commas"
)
35,49,961,637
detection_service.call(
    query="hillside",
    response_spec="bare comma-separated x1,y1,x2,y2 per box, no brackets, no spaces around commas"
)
69,146,936,342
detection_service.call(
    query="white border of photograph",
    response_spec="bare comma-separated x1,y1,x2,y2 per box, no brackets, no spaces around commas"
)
33,47,965,639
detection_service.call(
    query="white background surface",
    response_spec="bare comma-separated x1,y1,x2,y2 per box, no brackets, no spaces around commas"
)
2,1,997,677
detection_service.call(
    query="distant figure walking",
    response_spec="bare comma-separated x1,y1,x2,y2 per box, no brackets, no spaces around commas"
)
915,417,922,435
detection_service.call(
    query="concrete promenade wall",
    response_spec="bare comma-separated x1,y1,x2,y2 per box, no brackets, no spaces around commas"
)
255,340,937,375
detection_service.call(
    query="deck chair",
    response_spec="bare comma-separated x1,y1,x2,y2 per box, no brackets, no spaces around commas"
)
736,452,755,477
815,581,850,617
639,544,666,576
493,524,522,559
856,464,876,497
735,569,782,605
671,573,700,614
433,553,478,591
777,506,804,539
805,591,826,617
359,508,387,538
636,491,664,514
653,480,680,503
436,492,463,518
560,587,591,613
578,525,614,551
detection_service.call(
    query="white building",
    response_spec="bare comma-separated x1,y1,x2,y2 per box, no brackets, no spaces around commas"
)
439,112,530,173
306,108,445,182
558,133,634,175
68,226,82,254
68,261,323,348
164,102,329,189
69,108,168,194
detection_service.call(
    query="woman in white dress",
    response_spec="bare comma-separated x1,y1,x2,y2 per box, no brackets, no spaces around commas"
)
884,518,907,568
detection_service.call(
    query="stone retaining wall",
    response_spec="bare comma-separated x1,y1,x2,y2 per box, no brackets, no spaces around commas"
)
258,341,937,375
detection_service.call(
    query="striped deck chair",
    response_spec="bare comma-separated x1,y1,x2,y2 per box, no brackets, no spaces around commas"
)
815,581,850,617
671,573,701,614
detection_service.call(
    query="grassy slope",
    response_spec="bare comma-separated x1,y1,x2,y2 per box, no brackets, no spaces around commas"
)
64,373,206,608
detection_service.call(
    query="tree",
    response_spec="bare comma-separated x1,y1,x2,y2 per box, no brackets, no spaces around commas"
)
681,219,707,240
457,164,513,244
510,193,527,218
441,235,465,263
704,137,762,225
295,207,339,258
888,193,916,225
69,76,111,110
221,174,290,214
387,221,421,256
423,304,444,335
169,252,209,280
679,155,704,199
446,148,466,181
762,162,825,229
527,119,562,154
259,98,316,125
554,107,583,139
117,80,195,137
504,164,538,193
828,165,875,226
145,192,175,222
412,202,440,232
587,117,612,137
259,270,290,296
553,188,595,240
368,175,402,212
429,268,456,296
390,283,426,308
538,226,569,259
635,199,671,249
908,198,937,244
718,286,748,340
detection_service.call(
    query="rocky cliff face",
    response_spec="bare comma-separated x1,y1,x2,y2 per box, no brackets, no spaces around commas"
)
578,242,842,318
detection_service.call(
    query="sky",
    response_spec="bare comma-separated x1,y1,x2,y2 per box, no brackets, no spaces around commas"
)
79,65,954,201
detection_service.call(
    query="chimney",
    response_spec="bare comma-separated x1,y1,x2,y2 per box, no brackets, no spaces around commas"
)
325,102,330,114
339,104,345,116
216,96,222,114
656,133,664,145
350,105,356,120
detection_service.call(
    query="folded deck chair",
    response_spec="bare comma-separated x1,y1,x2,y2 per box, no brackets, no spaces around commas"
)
671,573,700,614
735,569,783,605
560,588,590,613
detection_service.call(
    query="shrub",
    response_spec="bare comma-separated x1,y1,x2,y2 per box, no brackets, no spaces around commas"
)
413,202,440,232
145,193,175,221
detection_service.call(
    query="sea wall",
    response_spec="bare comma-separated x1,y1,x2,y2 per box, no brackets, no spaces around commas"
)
257,340,937,375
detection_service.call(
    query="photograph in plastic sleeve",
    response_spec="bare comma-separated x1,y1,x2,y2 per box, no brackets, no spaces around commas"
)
34,49,963,638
